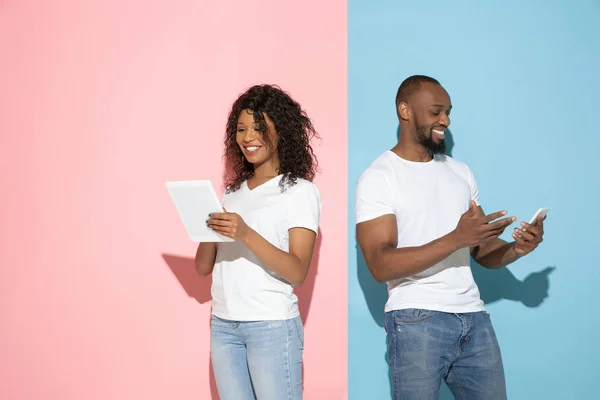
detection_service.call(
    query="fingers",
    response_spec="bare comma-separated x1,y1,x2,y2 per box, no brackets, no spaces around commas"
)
210,226,235,238
512,218,545,255
476,215,515,242
537,214,546,229
483,228,506,241
483,220,515,239
207,219,236,238
207,218,233,228
484,210,509,223
487,216,517,230
520,221,543,237
512,235,536,255
207,212,234,229
513,227,535,242
209,212,230,220
465,208,547,249
207,212,239,238
515,224,543,244
512,232,531,248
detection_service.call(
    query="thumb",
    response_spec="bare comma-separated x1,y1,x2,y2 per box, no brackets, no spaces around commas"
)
469,200,477,213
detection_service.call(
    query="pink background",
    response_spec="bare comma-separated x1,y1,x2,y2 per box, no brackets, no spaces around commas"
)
0,1,347,399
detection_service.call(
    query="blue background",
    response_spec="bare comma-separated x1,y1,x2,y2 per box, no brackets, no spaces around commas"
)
348,1,600,398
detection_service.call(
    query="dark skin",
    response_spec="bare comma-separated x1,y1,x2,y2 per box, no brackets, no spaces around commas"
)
357,82,546,283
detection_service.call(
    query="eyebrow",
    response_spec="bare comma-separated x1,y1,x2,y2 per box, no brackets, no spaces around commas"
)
430,104,452,109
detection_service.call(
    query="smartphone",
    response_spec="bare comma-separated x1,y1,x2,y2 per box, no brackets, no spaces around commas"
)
528,207,550,225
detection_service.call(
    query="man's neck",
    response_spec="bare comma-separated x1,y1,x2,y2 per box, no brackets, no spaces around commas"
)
391,141,433,163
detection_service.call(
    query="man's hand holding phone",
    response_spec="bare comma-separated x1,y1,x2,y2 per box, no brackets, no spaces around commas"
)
511,208,549,257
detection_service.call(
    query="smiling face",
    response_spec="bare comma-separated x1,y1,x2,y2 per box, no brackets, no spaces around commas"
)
399,81,452,155
236,109,279,169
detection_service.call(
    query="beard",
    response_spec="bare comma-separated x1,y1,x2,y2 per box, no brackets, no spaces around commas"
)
415,121,446,156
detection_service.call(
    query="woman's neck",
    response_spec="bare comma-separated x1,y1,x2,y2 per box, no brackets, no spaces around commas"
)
250,159,280,183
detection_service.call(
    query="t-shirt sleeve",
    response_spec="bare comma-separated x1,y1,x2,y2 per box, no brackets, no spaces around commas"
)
287,183,321,235
466,165,480,205
355,169,394,224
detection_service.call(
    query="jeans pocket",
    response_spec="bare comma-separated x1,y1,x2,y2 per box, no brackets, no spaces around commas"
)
392,308,434,324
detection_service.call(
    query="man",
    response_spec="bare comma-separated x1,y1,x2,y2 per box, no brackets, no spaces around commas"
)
355,75,546,400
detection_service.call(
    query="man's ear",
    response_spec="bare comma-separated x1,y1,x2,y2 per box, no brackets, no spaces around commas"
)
397,102,410,121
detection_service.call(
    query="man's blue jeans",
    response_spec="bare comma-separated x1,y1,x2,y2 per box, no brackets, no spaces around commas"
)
385,309,507,400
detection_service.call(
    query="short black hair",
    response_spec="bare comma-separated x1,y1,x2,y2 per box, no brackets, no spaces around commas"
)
395,75,441,107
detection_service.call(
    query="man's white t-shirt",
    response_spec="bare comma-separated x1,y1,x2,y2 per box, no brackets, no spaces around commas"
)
211,176,321,321
355,150,484,313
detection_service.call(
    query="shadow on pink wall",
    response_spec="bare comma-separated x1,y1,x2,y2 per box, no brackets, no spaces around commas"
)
161,229,322,399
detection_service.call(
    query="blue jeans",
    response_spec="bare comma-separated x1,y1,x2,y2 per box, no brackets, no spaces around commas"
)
385,309,507,400
210,315,304,400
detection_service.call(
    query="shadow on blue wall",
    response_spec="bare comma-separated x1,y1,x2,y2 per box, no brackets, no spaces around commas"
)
355,127,555,399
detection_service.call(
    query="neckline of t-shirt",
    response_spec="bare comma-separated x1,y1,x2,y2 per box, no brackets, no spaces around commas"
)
244,174,283,192
387,150,441,166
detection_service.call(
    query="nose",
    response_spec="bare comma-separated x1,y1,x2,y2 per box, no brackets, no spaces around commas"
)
440,113,450,127
243,128,256,142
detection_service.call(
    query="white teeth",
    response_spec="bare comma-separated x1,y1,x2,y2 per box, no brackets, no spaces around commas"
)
432,129,445,136
246,146,259,152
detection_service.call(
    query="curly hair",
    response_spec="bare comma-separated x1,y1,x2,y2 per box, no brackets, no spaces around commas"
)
223,84,319,192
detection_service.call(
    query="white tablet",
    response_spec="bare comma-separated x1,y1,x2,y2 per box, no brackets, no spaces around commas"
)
166,180,234,243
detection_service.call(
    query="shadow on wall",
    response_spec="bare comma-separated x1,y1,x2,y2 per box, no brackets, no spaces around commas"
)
161,253,219,399
162,229,322,399
357,127,555,399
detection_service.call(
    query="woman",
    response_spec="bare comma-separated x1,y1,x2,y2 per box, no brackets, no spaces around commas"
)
195,84,321,400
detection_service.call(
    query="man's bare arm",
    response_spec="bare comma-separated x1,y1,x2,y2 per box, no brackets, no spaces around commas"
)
357,201,515,283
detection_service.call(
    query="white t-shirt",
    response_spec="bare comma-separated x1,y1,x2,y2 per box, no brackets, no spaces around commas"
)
211,176,321,321
355,150,484,313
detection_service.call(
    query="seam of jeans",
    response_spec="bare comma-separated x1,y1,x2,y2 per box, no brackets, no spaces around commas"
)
285,318,294,400
293,317,304,349
450,367,467,400
384,315,393,367
387,316,399,399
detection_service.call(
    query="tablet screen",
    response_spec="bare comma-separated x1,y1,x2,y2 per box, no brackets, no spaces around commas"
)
166,180,234,243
